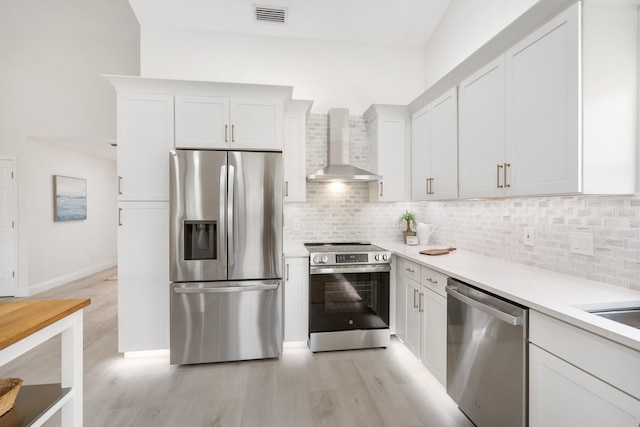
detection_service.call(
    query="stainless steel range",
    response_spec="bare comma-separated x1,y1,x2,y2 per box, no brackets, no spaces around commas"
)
305,242,391,352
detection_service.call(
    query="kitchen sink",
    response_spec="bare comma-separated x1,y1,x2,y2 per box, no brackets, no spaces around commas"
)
587,307,640,329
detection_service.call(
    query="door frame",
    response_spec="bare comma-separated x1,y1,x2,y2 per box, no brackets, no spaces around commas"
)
0,156,18,296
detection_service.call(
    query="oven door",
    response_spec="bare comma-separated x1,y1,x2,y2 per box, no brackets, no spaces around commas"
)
309,265,390,334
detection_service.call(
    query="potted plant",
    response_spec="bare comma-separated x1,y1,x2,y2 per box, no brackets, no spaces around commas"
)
396,210,417,243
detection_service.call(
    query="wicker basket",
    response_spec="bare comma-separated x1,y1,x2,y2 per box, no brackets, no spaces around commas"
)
0,378,23,417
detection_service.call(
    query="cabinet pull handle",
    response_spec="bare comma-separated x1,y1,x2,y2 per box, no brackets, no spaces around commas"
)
286,263,289,281
419,292,424,313
413,289,418,308
504,163,511,188
380,181,383,197
426,178,429,195
225,124,228,142
285,181,289,197
429,178,434,195
118,208,122,226
427,277,438,284
231,124,235,142
405,267,414,273
118,176,123,195
497,164,504,188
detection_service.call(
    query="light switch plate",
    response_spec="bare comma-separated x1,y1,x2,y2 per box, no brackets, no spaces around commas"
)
523,227,535,246
570,232,594,256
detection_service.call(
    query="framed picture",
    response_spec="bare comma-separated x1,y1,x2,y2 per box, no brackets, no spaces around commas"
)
53,175,87,221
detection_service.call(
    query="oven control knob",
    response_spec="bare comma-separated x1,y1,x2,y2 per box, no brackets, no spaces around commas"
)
313,256,320,264
382,254,389,261
374,254,381,261
321,255,329,264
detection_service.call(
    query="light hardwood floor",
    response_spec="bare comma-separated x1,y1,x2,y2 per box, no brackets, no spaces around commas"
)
0,268,474,427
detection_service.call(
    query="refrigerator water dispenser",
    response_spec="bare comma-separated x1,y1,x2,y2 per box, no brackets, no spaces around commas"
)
184,221,216,260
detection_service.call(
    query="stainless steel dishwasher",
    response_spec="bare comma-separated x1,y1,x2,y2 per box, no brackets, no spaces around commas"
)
446,277,528,427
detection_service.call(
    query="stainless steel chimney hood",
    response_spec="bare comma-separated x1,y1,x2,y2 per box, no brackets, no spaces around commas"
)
307,108,381,182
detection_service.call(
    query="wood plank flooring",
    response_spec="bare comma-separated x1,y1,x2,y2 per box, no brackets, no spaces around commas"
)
0,268,474,427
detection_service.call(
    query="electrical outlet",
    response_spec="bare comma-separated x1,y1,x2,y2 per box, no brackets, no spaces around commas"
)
523,227,535,247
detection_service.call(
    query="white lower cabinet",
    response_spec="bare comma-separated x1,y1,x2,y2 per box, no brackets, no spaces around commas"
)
117,202,169,352
530,345,640,427
420,266,447,386
284,257,309,343
529,310,640,426
398,258,448,387
404,275,421,358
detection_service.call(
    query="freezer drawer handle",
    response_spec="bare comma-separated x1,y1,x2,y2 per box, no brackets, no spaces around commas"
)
173,283,279,294
446,286,523,326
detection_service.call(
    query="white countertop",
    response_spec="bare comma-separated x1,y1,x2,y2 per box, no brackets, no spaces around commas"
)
283,241,308,257
378,241,640,352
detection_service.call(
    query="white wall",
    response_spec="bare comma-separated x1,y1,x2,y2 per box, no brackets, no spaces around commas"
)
422,0,539,88
139,27,426,114
0,0,139,295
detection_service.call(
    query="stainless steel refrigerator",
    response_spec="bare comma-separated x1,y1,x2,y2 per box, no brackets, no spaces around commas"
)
169,149,283,365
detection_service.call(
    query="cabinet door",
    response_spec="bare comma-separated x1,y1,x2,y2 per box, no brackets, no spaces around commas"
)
458,56,506,199
421,288,447,386
530,345,640,427
283,112,306,202
404,277,421,359
506,4,580,196
117,202,169,352
175,95,230,149
369,116,408,202
430,88,458,200
230,98,283,150
411,105,431,201
117,93,174,201
284,257,309,342
394,257,406,342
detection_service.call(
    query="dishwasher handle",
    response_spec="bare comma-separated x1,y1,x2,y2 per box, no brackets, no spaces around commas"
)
173,282,279,294
446,285,524,326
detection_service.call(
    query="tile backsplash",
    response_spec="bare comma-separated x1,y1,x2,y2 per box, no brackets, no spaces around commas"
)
284,113,640,291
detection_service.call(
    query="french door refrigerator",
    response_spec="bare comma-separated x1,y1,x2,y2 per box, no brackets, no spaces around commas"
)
169,149,283,365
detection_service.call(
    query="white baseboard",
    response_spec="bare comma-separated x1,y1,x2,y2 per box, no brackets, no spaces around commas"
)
26,260,117,296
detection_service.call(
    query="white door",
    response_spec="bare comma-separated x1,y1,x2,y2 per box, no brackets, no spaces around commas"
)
230,98,283,150
505,3,580,196
411,105,431,201
175,95,230,149
430,87,459,200
458,56,506,199
0,157,17,296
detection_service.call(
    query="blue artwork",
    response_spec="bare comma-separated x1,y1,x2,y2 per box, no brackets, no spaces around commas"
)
54,175,87,221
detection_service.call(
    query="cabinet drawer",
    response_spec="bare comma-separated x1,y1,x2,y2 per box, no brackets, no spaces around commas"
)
420,266,447,297
401,260,420,282
530,310,640,400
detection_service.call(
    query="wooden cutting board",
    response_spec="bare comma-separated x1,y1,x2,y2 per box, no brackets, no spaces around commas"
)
420,247,456,256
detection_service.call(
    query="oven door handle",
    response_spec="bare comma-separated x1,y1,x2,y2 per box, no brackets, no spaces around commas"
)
310,265,391,275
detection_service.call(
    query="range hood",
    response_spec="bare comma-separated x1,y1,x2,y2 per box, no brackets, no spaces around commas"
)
307,108,381,182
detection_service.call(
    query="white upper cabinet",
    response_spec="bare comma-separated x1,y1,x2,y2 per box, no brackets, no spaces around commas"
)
412,88,458,201
365,105,410,202
174,96,229,149
505,3,580,196
117,93,175,201
175,95,283,151
458,57,506,199
283,100,312,203
457,2,637,198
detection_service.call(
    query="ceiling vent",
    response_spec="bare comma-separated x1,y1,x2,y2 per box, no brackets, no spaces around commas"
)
254,5,287,24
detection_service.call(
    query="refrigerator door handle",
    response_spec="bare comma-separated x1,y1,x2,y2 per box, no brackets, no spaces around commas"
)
227,164,235,272
220,164,228,276
173,283,280,294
